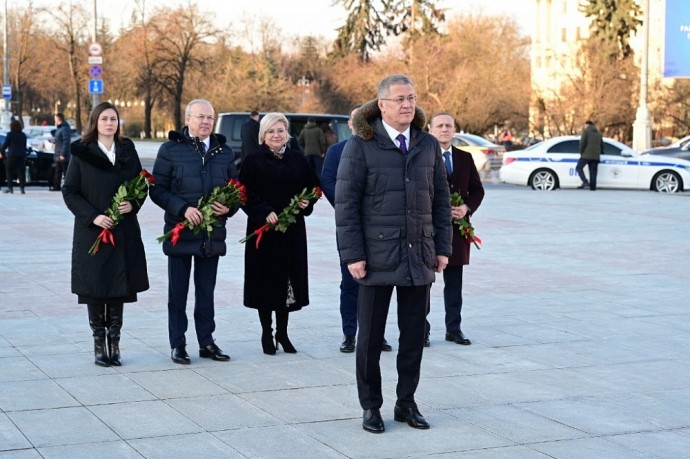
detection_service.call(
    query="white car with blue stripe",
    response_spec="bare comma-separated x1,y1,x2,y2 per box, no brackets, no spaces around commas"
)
499,136,690,193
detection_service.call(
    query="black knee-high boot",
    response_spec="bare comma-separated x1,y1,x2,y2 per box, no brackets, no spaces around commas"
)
106,302,124,366
87,304,110,367
258,309,276,355
275,309,296,353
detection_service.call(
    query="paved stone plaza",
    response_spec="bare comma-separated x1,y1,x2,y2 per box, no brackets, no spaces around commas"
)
1,178,689,458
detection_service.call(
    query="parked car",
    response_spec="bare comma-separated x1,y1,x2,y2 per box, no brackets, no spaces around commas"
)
0,131,54,186
451,133,505,176
214,112,351,168
499,135,690,193
641,135,690,161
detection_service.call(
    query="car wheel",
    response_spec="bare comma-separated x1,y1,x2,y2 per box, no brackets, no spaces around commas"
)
529,169,558,191
652,170,681,193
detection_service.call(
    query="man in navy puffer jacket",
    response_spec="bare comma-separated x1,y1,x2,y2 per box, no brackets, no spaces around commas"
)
150,99,239,365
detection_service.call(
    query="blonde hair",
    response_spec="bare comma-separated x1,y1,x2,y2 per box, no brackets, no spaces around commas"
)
258,112,291,145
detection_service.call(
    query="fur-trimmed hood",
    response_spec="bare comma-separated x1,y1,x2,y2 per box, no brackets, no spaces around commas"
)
352,99,426,141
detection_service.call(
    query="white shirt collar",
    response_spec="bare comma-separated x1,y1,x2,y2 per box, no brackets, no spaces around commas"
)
381,120,410,148
97,139,116,165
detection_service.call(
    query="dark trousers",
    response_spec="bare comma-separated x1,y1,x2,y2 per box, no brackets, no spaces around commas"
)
4,156,26,188
356,284,429,410
576,158,599,190
167,255,219,348
53,159,69,190
339,261,359,336
425,265,464,335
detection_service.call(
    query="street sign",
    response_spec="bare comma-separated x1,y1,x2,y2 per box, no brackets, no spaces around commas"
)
88,56,103,64
88,42,103,56
2,84,10,99
89,65,103,78
89,79,104,94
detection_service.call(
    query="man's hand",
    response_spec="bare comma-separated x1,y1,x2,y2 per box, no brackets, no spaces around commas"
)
211,201,229,216
184,207,203,227
451,204,469,220
348,261,367,280
266,211,278,225
435,255,449,273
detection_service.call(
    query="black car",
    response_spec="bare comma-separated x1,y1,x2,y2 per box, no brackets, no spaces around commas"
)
0,132,55,186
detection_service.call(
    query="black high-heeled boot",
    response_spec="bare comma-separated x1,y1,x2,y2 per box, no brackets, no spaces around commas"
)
259,309,276,355
106,302,124,366
87,304,110,367
275,310,296,353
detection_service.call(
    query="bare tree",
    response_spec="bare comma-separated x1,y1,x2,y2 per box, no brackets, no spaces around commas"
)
149,3,219,130
45,3,91,131
7,3,41,119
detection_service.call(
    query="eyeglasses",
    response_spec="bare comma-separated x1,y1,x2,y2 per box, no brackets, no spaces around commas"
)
190,114,215,122
380,95,417,105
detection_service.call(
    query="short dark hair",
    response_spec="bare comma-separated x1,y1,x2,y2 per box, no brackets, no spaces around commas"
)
55,113,65,122
307,117,315,123
585,120,594,125
10,119,23,132
250,110,259,117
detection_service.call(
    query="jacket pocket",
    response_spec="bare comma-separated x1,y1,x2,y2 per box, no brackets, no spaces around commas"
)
364,226,401,272
171,165,184,193
421,225,436,268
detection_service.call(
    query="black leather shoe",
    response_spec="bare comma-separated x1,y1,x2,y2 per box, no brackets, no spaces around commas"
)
445,331,471,345
199,343,230,361
340,335,355,353
362,408,385,433
424,334,431,348
394,404,430,429
171,346,191,364
381,337,392,352
577,183,588,189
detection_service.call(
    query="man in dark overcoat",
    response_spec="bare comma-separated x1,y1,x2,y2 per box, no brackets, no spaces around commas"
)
425,112,485,346
335,74,452,433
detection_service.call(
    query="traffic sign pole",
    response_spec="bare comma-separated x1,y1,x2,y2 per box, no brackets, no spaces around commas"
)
88,42,103,107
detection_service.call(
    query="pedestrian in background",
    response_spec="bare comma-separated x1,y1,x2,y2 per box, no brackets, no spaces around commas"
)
298,117,326,181
52,112,72,191
577,120,604,190
150,99,239,365
321,105,392,354
335,74,452,433
241,110,261,166
240,112,320,355
62,102,149,367
1,119,28,194
426,112,485,347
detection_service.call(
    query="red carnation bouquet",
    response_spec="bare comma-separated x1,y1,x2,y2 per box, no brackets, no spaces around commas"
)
240,186,322,249
157,179,247,246
450,192,482,250
89,169,155,255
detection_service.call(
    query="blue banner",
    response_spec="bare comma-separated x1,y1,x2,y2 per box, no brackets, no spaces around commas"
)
664,0,690,77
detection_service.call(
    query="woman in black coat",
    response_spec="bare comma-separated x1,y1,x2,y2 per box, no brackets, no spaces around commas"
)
239,112,320,355
62,102,149,367
1,119,28,194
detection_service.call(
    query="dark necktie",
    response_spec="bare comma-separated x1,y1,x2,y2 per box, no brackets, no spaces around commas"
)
443,150,453,177
396,134,408,155
200,142,207,154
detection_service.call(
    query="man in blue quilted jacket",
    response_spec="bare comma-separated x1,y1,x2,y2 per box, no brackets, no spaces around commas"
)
150,99,239,365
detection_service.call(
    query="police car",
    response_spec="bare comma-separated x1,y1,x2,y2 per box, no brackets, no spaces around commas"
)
499,136,690,193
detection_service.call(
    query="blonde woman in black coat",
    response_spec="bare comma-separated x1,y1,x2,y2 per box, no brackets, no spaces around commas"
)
62,102,149,367
239,112,319,355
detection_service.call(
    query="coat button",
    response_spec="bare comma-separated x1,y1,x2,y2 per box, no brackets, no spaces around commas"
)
405,178,410,183
408,243,412,248
378,234,384,239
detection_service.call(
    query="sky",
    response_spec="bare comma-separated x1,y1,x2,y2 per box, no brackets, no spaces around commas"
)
32,0,535,42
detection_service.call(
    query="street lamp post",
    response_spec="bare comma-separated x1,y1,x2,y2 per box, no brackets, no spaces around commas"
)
632,0,652,152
